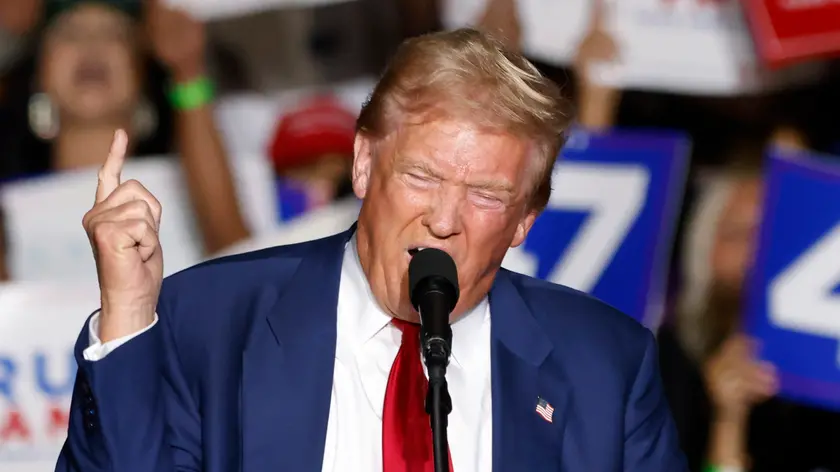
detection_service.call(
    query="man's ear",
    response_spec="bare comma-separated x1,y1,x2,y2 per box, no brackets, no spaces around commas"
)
510,209,538,248
352,133,374,199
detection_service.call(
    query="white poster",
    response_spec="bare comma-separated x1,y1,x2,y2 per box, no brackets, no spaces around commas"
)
164,0,355,21
216,197,362,257
1,154,277,283
442,0,825,95
0,281,101,470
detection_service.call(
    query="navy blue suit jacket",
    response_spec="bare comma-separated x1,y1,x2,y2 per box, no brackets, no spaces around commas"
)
57,227,686,471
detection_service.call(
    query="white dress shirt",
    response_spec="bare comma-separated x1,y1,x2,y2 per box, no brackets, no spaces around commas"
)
84,239,494,471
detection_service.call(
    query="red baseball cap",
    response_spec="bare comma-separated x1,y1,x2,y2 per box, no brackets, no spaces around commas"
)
268,95,357,174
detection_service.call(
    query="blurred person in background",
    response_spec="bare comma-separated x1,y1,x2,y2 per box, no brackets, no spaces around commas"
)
658,144,840,472
214,94,363,257
268,94,356,221
0,0,249,280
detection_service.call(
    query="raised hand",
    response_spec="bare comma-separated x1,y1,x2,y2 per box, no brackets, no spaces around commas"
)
573,0,619,76
0,0,41,35
704,334,779,422
476,0,523,51
573,0,621,130
145,0,207,82
83,130,163,343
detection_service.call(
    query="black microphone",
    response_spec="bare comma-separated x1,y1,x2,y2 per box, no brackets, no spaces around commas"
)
409,248,459,368
408,248,459,472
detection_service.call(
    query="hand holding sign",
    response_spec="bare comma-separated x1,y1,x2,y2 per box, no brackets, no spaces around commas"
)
82,130,162,343
746,151,840,411
704,335,779,422
147,0,207,82
0,0,41,35
476,0,523,51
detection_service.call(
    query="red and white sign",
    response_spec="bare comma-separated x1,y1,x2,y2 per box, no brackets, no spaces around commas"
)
0,282,101,471
443,0,828,95
743,0,840,68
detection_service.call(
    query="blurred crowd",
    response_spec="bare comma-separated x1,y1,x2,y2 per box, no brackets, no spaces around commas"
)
1,0,839,471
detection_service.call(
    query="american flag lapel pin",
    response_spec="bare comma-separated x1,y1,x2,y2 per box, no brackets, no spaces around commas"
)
535,396,554,423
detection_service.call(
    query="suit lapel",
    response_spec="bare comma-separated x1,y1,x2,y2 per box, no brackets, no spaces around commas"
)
241,229,353,472
490,270,572,471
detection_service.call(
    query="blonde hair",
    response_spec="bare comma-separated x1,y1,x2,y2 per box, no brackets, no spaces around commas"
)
676,155,764,362
357,28,572,212
675,172,740,360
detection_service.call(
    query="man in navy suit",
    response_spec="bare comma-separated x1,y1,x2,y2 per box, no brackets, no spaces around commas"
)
58,28,687,471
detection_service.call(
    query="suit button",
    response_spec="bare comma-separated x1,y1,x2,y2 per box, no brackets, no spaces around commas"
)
80,386,98,433
83,409,97,432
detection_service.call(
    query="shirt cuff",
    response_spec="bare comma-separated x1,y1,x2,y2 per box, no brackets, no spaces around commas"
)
83,311,159,361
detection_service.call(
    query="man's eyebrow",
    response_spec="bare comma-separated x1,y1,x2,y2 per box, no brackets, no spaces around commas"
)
468,179,515,194
397,156,515,194
397,159,443,178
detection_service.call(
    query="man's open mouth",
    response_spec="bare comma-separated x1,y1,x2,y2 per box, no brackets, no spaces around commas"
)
407,247,428,257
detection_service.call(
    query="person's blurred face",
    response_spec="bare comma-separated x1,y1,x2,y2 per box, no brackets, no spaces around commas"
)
353,119,539,322
39,4,140,124
282,153,353,205
711,176,763,291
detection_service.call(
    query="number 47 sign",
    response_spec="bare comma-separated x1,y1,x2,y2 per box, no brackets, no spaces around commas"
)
747,151,840,411
502,129,690,328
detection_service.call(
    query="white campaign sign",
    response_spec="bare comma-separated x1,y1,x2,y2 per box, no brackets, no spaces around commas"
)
502,162,649,291
0,154,277,283
0,281,101,470
442,0,825,95
769,222,840,342
1,159,201,283
163,0,355,21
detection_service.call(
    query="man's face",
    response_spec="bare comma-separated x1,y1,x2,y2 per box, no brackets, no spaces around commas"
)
353,119,539,322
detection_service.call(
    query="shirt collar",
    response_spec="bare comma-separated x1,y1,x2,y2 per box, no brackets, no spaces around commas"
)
449,294,490,371
339,236,490,370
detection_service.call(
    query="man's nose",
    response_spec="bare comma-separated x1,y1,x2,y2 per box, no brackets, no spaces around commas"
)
421,186,464,239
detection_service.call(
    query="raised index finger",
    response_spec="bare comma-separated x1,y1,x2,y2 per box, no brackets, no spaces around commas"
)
95,129,128,203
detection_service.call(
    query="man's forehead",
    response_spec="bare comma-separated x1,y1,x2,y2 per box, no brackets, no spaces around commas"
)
396,119,510,145
391,121,531,162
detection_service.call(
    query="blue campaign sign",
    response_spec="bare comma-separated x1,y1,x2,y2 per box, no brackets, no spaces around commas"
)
746,150,840,411
501,129,690,327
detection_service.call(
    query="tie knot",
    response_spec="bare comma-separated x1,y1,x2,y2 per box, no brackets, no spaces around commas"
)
392,319,421,340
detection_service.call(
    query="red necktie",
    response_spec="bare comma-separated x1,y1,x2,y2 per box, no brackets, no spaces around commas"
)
382,319,454,472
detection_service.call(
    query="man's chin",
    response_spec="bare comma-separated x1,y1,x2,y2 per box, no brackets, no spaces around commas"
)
368,283,418,323
393,297,421,323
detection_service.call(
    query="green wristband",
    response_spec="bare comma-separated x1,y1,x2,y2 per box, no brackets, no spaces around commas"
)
168,76,215,110
703,464,745,472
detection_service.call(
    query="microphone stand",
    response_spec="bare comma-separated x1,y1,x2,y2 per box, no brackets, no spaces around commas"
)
422,328,452,472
